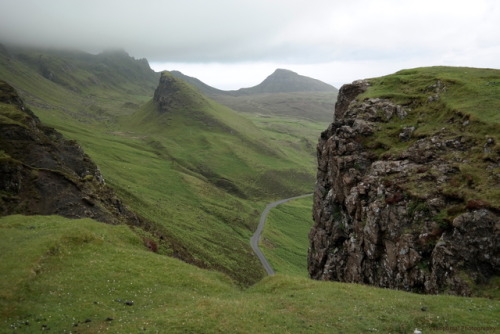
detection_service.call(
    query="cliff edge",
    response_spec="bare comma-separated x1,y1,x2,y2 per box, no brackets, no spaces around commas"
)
309,67,499,296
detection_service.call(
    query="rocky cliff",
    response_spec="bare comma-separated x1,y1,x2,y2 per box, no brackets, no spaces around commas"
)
309,68,499,296
0,80,140,225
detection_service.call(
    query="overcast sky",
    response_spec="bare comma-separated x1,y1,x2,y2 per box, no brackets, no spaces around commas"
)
1,0,499,89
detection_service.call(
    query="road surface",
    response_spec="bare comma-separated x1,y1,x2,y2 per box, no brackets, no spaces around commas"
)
250,193,313,275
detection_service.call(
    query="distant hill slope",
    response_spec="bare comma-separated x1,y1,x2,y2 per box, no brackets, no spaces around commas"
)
3,45,158,95
172,68,337,96
0,44,159,123
126,71,315,199
171,69,338,122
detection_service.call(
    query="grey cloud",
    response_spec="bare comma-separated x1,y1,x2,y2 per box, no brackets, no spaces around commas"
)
0,0,499,69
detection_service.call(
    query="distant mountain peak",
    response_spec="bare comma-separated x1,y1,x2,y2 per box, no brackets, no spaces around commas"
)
236,68,337,95
272,68,297,74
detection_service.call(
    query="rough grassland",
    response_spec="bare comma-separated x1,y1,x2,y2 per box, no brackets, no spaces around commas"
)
1,215,498,333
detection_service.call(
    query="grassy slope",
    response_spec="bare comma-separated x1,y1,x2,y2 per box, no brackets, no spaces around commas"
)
360,66,500,210
261,196,314,277
33,109,270,285
1,215,498,334
0,52,317,285
0,48,149,117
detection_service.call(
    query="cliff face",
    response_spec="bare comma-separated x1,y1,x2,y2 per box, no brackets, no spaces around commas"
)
309,72,499,296
0,80,140,225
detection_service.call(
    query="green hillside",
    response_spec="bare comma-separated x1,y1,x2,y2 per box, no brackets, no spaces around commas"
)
1,215,498,333
171,69,337,130
169,70,336,170
0,45,158,125
0,47,318,284
124,72,315,198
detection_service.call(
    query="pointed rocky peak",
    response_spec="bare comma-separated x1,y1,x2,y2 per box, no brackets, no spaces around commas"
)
153,71,205,113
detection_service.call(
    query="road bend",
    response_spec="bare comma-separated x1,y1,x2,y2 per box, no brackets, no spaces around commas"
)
250,193,313,275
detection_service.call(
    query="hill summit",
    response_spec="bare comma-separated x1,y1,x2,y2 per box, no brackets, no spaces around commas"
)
235,69,337,95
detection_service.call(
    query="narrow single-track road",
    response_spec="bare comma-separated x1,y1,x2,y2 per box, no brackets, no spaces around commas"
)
250,193,313,275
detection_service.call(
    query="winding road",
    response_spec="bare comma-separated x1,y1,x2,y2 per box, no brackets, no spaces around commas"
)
250,193,313,275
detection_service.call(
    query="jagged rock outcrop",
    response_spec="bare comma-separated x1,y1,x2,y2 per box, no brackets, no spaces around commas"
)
309,79,499,296
153,71,204,113
0,80,140,225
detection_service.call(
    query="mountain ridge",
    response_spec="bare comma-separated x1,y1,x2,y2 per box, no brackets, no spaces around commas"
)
171,69,338,122
171,68,337,96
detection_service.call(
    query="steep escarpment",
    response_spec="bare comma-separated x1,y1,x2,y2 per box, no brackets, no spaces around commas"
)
0,80,140,225
309,67,500,296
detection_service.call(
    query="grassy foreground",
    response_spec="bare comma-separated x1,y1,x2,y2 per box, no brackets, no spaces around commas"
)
1,215,499,334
